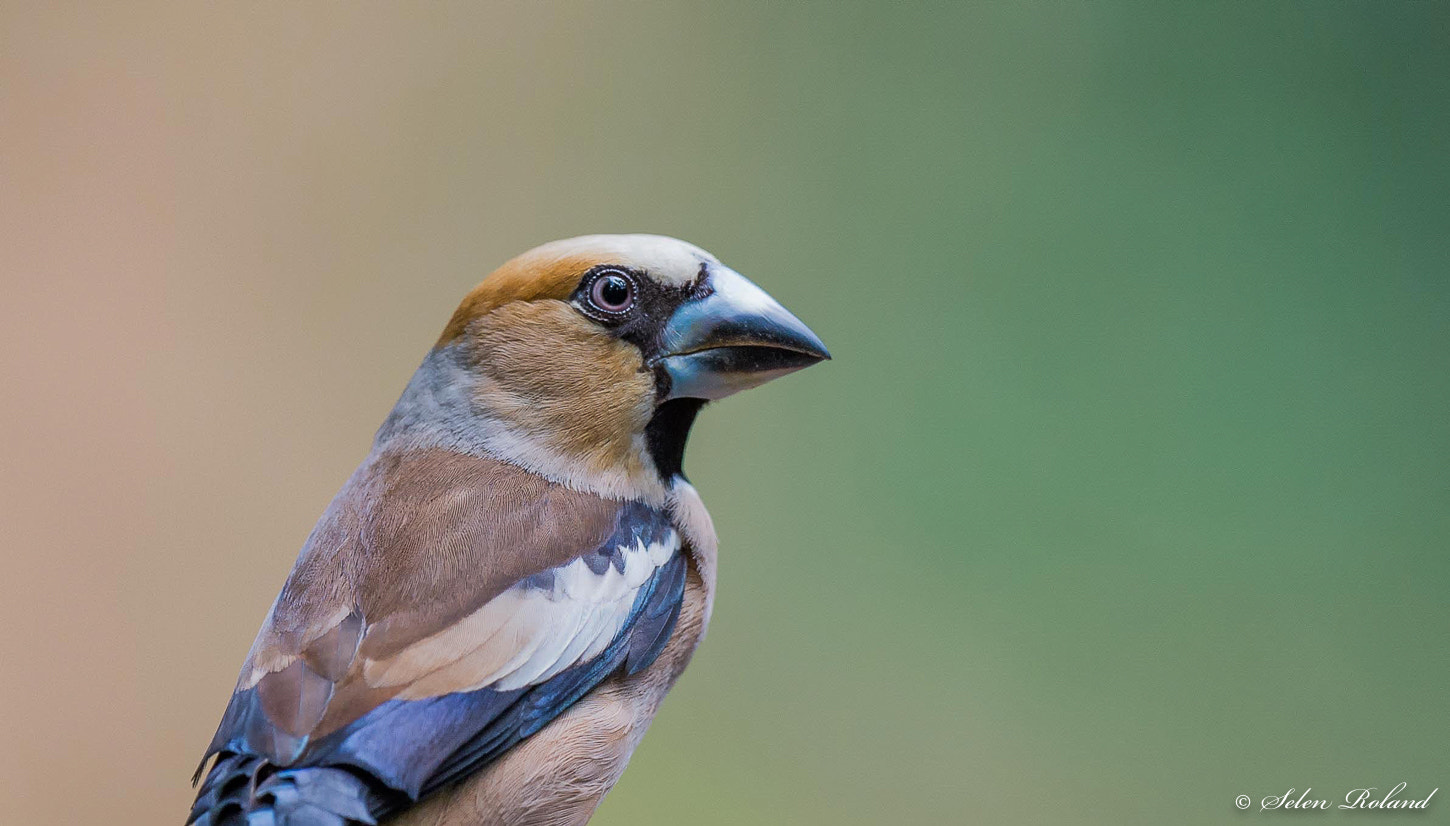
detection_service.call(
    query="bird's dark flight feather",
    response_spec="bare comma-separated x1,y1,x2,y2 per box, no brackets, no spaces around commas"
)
188,457,688,826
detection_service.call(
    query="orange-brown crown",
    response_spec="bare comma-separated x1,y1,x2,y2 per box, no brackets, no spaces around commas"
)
437,234,716,346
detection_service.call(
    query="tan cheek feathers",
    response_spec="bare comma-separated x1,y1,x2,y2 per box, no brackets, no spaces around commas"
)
465,300,656,477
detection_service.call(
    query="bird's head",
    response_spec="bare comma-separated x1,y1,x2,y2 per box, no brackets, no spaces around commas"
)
382,234,829,500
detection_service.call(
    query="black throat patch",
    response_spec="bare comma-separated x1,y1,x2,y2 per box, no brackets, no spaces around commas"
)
645,398,704,481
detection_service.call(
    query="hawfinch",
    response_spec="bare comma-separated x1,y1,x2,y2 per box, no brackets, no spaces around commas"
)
188,235,829,826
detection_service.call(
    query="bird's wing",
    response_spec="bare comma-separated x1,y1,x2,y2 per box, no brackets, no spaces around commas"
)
190,449,687,825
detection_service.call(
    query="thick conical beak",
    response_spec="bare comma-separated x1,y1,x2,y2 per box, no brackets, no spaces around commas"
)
658,266,830,401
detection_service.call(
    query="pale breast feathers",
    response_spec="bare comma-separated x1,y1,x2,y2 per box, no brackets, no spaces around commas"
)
190,449,687,825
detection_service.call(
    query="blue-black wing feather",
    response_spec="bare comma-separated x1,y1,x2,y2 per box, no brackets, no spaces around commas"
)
190,524,687,826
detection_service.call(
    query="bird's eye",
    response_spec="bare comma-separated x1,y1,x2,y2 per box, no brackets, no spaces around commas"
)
589,272,635,313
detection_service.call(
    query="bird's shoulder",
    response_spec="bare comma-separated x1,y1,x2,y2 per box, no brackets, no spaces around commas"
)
246,447,626,679
199,447,687,790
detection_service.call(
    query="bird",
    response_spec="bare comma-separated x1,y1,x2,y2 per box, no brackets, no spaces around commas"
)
188,234,829,826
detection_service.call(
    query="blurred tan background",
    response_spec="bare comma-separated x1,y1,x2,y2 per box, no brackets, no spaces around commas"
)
2,3,1447,825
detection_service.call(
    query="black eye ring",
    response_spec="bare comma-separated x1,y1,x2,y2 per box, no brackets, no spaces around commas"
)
586,269,636,314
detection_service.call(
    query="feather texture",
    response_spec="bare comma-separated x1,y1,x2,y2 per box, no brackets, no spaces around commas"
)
189,449,688,825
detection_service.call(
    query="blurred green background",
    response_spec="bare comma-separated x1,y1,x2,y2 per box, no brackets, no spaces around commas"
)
1,3,1446,824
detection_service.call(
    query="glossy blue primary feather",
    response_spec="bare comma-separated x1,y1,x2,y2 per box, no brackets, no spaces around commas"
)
189,528,687,826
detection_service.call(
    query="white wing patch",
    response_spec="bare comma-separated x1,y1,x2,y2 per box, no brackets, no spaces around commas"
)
367,528,681,700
